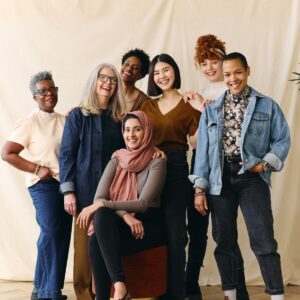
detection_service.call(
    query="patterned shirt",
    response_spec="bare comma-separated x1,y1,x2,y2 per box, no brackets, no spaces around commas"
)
223,86,251,158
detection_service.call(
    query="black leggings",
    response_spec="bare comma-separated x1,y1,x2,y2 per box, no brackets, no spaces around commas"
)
89,207,166,299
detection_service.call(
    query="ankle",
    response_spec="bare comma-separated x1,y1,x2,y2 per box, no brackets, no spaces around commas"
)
113,281,127,300
271,294,284,300
224,289,237,300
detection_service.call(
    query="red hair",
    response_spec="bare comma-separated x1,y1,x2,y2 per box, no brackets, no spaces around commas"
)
194,34,226,67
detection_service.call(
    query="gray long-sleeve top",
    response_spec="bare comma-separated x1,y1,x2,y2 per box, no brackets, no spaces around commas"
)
93,157,167,216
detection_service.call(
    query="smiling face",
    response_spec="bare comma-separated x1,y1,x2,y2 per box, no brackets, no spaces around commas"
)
200,59,223,82
96,67,117,101
120,56,142,85
123,117,144,150
33,80,58,113
153,61,175,92
223,58,250,94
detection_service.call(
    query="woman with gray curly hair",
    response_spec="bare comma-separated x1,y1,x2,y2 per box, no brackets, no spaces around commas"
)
59,63,126,300
2,71,72,300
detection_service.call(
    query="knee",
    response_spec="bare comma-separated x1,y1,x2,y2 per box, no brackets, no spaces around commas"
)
250,236,278,256
93,207,116,234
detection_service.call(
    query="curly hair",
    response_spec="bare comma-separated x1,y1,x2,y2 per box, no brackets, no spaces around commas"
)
194,34,226,67
29,71,54,95
121,48,150,79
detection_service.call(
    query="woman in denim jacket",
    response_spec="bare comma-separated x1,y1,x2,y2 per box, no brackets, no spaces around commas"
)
190,52,290,300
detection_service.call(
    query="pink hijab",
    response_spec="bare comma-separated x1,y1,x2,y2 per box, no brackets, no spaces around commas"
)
109,111,155,201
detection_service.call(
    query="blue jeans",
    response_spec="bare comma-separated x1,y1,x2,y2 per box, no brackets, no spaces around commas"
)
28,179,72,298
209,160,284,295
161,149,189,300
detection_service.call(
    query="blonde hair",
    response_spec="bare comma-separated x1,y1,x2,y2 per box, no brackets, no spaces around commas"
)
80,63,125,122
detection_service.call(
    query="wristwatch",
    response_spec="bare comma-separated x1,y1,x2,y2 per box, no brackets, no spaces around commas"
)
260,160,272,172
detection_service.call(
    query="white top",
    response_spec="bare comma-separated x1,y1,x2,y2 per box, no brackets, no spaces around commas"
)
8,109,65,187
199,81,227,101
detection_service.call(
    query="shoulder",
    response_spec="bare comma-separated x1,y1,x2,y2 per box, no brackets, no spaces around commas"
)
148,157,167,169
110,156,120,167
250,87,279,110
55,112,67,122
14,111,37,128
141,98,158,109
138,90,151,101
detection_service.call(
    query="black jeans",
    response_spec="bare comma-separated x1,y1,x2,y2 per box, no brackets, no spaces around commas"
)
186,151,248,299
209,159,284,295
89,207,165,300
161,149,190,300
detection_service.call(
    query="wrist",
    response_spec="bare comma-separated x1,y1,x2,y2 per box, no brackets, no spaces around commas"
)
194,187,205,197
259,160,272,172
34,163,41,175
195,187,205,193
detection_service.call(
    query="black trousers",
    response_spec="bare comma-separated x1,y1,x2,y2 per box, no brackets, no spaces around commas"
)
161,149,190,300
89,207,166,300
186,151,249,299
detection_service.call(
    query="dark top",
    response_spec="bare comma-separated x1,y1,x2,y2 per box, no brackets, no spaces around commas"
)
59,107,124,209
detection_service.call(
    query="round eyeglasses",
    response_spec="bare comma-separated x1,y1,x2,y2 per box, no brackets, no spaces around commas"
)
98,74,118,85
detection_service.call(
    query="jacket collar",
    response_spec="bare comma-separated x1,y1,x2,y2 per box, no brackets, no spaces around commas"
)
211,86,265,110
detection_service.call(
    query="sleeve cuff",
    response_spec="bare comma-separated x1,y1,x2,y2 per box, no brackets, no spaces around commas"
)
262,152,283,171
116,210,128,218
188,175,209,190
60,181,75,194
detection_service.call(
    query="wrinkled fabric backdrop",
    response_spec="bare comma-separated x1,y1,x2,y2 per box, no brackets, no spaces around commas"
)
0,0,299,285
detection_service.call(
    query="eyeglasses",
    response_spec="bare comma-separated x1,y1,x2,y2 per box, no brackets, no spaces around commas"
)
34,87,58,96
98,74,118,85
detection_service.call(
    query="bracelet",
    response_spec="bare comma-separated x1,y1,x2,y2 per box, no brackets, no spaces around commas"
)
34,164,41,175
260,160,272,172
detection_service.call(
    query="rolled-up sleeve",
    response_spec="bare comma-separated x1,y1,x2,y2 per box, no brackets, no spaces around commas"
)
188,108,210,190
262,102,290,171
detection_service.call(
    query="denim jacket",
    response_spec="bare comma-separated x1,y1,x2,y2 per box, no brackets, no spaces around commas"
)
189,87,290,195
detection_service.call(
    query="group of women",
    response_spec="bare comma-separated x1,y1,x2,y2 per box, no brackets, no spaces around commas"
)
2,34,289,300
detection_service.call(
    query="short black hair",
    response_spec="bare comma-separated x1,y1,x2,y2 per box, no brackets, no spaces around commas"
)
223,52,248,70
122,113,140,132
147,54,181,97
121,48,150,79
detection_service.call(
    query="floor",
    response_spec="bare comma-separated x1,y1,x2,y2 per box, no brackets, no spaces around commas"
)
0,281,299,300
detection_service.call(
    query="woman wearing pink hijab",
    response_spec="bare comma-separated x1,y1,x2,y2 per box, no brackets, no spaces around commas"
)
76,111,167,300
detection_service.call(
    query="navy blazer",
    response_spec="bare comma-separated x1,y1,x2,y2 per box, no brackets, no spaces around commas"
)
59,107,124,209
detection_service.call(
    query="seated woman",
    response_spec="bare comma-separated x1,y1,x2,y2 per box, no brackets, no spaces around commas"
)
1,71,72,300
77,111,167,300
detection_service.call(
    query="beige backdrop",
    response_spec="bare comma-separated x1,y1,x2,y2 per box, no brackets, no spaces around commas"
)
0,0,299,286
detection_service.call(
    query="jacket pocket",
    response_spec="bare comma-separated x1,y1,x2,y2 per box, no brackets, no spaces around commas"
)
208,121,218,145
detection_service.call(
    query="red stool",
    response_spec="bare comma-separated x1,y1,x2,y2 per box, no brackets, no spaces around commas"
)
92,245,167,298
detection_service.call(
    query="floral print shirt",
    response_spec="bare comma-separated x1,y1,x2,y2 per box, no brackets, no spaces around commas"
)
223,86,251,159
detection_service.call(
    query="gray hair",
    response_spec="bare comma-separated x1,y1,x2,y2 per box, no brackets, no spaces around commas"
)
80,63,125,122
29,71,54,95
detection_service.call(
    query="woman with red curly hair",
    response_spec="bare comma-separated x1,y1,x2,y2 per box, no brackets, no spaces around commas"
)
184,35,249,300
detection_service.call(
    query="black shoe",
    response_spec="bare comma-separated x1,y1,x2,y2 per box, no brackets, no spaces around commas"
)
185,294,202,300
237,290,250,300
